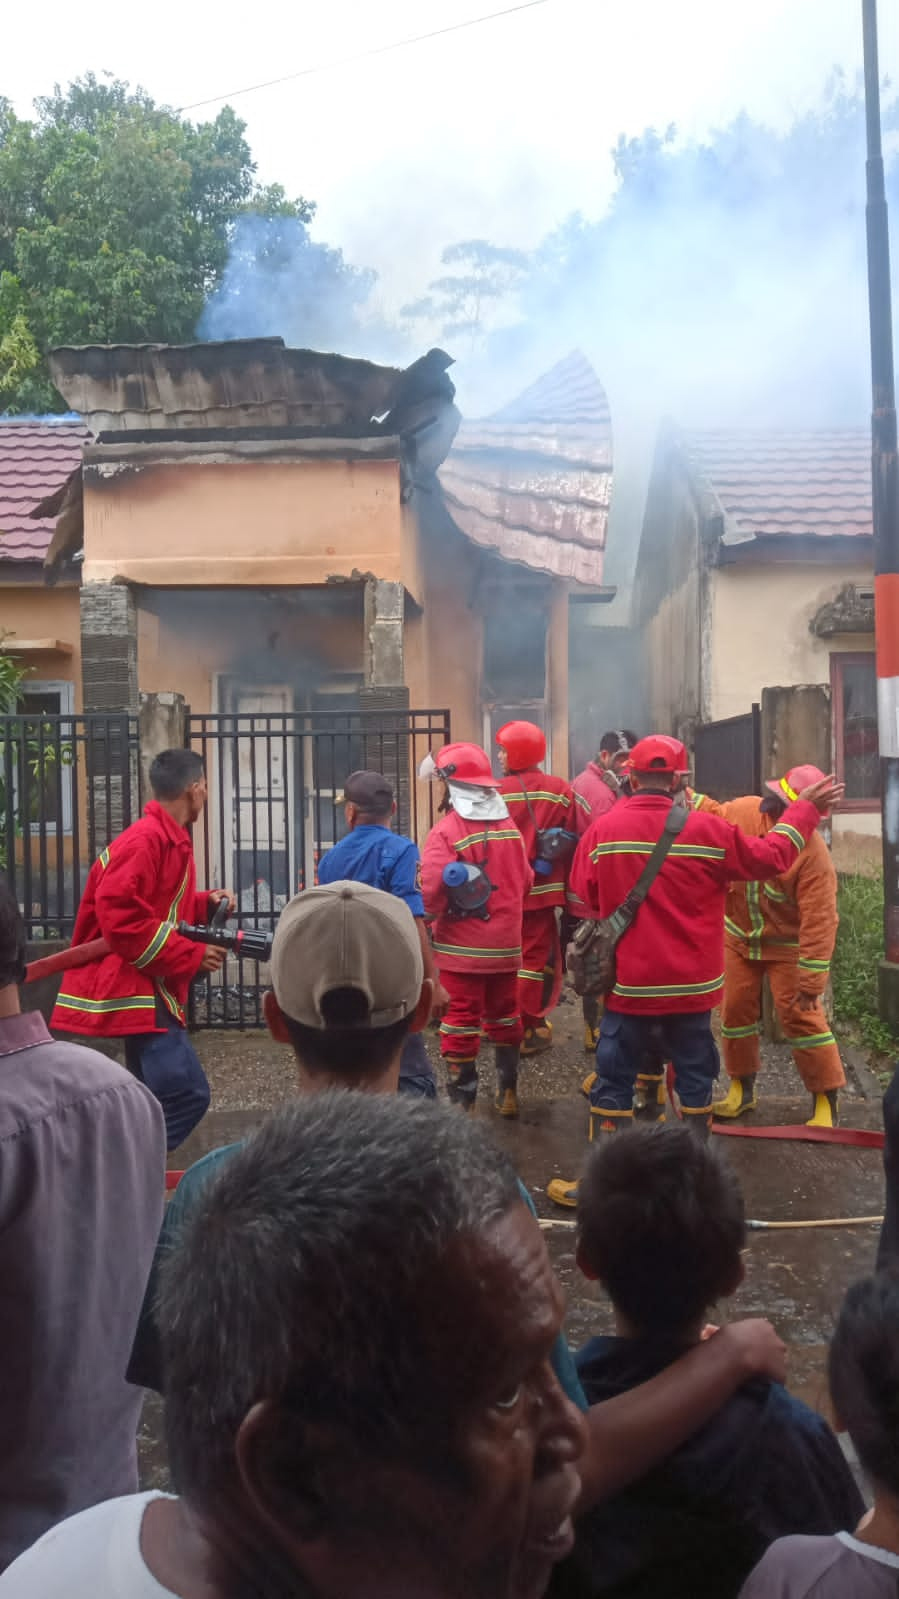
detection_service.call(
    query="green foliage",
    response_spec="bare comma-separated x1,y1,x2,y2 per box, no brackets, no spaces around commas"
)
833,873,898,1059
401,239,528,348
0,74,313,411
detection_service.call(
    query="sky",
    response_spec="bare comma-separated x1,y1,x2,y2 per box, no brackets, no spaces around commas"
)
6,0,899,313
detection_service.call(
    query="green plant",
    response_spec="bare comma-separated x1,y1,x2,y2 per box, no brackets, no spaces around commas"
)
833,872,898,1058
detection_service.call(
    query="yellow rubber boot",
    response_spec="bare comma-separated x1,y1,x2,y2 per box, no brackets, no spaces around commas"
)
494,1088,519,1118
547,1177,579,1209
581,1069,597,1098
634,1073,666,1123
584,1022,600,1053
712,1076,758,1120
806,1090,839,1128
522,1021,553,1057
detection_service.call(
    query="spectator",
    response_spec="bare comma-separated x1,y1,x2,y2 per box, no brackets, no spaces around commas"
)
0,877,166,1572
0,1093,587,1599
317,768,447,1097
550,1123,862,1599
740,1270,899,1598
126,878,434,1391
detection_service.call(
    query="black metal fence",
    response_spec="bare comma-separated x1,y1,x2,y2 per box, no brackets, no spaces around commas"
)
693,705,762,802
186,706,451,1027
1,712,139,938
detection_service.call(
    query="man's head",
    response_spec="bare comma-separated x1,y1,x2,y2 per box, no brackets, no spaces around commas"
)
761,763,827,819
342,769,396,830
598,729,638,775
0,877,26,1001
626,734,690,795
829,1270,899,1499
149,748,207,825
496,721,546,776
160,1094,586,1599
577,1124,746,1339
263,882,432,1092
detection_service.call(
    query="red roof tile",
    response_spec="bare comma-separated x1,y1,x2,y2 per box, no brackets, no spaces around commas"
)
0,420,90,563
440,351,613,584
683,430,872,543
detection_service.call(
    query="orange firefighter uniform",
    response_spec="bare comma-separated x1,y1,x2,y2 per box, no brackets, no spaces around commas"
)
693,789,845,1100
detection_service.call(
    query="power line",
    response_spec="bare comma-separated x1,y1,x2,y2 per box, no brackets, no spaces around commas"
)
177,0,554,114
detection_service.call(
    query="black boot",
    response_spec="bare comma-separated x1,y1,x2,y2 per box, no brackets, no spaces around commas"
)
446,1062,478,1113
682,1110,712,1142
494,1045,520,1119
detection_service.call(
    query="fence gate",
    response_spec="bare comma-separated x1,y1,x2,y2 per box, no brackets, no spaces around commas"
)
693,705,761,802
1,712,139,939
187,706,451,1027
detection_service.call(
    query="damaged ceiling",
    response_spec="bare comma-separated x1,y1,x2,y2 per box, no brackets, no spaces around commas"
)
438,350,613,586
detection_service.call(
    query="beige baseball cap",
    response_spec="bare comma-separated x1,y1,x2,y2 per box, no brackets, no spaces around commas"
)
270,881,423,1030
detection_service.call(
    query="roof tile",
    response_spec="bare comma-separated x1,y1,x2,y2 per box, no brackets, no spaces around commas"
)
683,429,872,542
0,420,90,562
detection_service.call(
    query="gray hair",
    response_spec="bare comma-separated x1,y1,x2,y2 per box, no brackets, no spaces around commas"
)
159,1092,522,1509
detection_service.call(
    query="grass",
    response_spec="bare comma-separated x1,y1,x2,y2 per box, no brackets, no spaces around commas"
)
833,873,898,1061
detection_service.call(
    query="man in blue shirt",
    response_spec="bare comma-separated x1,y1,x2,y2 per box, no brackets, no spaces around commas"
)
318,769,446,1097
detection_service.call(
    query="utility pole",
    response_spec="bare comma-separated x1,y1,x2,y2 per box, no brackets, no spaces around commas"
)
863,0,899,1022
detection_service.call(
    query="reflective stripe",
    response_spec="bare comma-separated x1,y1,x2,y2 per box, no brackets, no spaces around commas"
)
798,958,831,971
453,829,522,850
157,979,184,1023
612,974,724,998
439,1022,481,1036
746,882,765,957
589,841,726,861
786,1030,837,1048
492,1016,519,1025
772,821,804,852
779,777,799,802
691,793,707,809
722,1022,761,1039
518,969,544,983
725,916,747,941
99,847,110,869
433,942,521,959
135,920,176,970
528,881,564,895
763,883,789,903
574,792,592,815
55,993,156,1014
505,791,571,807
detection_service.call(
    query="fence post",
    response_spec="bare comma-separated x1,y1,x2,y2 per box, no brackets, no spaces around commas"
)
80,582,139,849
138,693,187,807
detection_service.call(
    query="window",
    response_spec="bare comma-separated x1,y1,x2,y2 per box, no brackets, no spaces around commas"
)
11,681,75,835
831,653,879,810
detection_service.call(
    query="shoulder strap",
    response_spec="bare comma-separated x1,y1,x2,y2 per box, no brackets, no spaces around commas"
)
606,804,688,937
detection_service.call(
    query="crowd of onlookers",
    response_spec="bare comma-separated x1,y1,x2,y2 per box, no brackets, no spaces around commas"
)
0,865,896,1598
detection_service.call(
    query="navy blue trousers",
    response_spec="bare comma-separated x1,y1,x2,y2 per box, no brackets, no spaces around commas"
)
589,1009,719,1118
398,1030,437,1099
125,1015,211,1152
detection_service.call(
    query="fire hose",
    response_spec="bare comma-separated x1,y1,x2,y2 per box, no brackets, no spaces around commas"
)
24,903,274,986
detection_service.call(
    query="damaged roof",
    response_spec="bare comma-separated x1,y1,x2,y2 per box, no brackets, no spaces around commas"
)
439,351,613,585
48,339,419,434
682,429,872,548
0,418,90,564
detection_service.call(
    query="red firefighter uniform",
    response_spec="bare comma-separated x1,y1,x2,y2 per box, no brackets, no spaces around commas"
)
693,789,845,1099
570,793,824,1018
421,809,532,1086
51,801,211,1037
498,767,578,1039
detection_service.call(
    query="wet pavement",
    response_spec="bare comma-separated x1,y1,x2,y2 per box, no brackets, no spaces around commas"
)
139,999,889,1487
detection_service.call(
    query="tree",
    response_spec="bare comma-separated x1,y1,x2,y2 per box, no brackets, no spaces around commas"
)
0,75,316,411
401,239,528,349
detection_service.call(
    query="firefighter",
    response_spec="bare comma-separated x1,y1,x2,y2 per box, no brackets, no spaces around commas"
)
50,748,234,1152
692,765,846,1129
546,736,843,1207
420,741,532,1116
569,729,639,1054
496,720,578,1057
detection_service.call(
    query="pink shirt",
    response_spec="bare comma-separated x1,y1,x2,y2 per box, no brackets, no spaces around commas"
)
572,762,621,830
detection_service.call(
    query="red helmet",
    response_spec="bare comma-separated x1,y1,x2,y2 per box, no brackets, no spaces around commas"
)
765,764,826,803
432,742,502,788
627,735,690,776
496,720,546,771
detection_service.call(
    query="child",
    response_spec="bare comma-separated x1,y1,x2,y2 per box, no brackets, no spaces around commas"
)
549,1124,863,1599
741,1271,899,1597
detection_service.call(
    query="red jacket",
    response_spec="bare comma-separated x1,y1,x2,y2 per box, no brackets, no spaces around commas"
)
51,802,211,1037
569,792,822,1015
499,769,578,911
422,809,533,973
572,762,621,831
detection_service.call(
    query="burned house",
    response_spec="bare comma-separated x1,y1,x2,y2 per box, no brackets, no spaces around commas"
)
1,338,613,929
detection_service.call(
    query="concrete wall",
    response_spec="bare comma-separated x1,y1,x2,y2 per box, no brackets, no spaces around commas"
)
82,458,411,592
0,581,81,706
708,561,875,721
